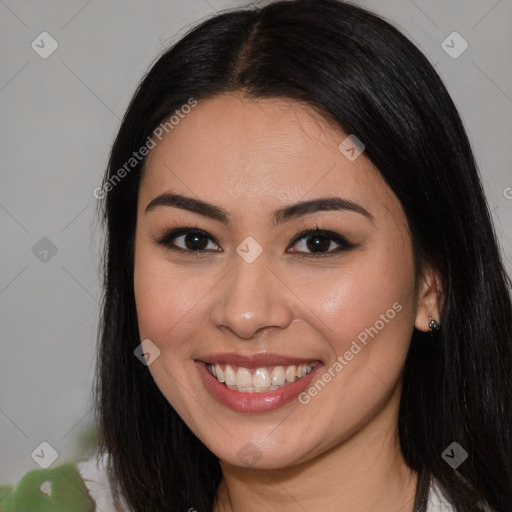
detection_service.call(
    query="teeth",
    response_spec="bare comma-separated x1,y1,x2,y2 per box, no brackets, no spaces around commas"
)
253,368,270,392
285,365,296,382
236,367,252,388
224,364,236,386
215,363,224,383
207,362,318,392
270,366,285,386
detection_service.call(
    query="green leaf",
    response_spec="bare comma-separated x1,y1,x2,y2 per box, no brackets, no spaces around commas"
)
0,463,95,512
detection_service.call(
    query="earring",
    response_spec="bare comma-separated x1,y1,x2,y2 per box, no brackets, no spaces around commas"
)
429,314,440,334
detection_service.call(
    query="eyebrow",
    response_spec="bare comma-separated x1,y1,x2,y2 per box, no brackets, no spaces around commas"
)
145,192,374,225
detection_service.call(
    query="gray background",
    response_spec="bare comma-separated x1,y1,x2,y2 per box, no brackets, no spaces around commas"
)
1,0,511,484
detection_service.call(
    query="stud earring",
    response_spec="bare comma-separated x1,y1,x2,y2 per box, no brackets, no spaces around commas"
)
429,314,440,334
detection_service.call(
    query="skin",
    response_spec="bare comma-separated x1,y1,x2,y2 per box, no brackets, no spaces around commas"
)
133,93,442,512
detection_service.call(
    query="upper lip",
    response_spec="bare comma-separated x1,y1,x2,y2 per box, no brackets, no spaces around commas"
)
197,353,321,368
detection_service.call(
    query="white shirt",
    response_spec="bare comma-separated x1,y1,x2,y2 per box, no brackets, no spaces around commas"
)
76,454,129,512
76,454,493,512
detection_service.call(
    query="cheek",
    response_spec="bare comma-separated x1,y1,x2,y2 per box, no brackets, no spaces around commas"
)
297,243,417,359
133,248,210,352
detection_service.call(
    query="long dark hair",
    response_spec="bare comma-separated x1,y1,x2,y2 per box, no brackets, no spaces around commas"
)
93,1,512,510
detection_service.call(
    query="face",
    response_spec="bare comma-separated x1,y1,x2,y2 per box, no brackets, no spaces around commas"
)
133,93,423,469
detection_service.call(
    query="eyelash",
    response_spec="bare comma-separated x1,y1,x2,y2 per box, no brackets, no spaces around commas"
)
154,223,357,259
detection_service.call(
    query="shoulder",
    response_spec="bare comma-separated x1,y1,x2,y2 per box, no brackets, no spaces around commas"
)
75,452,130,512
427,478,497,512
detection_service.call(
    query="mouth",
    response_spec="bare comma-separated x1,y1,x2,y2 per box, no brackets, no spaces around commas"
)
206,361,319,393
195,354,324,413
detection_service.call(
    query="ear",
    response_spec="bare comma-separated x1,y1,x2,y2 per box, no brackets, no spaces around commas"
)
414,265,443,332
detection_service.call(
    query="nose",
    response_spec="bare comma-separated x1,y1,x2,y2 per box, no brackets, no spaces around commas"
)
210,254,295,340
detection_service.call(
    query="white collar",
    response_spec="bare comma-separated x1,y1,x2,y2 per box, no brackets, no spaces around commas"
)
427,477,495,512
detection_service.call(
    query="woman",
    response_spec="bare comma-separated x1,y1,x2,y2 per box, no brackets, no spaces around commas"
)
93,0,511,510
4,1,508,511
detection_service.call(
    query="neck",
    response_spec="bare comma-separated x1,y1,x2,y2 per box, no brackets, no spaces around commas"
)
213,386,418,512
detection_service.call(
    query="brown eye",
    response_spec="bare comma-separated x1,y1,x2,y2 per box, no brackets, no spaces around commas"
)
288,229,356,257
156,228,221,254
156,226,356,258
179,232,211,251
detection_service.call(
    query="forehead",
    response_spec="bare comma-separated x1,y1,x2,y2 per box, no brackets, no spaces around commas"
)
139,93,401,225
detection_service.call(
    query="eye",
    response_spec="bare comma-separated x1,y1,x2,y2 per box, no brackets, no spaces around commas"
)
287,227,356,258
155,225,356,258
156,228,221,255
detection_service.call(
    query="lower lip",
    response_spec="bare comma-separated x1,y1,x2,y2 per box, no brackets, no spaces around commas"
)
195,361,324,413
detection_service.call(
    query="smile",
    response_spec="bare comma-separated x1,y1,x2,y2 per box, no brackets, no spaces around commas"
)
196,355,325,413
206,362,319,393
